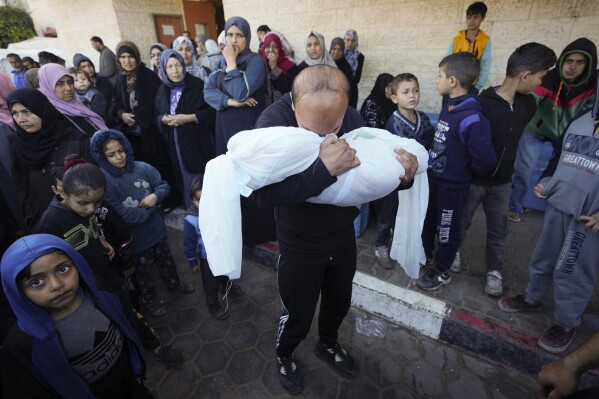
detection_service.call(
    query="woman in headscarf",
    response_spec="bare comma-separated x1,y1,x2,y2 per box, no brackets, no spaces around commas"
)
195,33,208,64
149,43,168,80
330,37,358,109
359,73,395,129
297,32,337,72
173,35,210,83
204,16,274,245
112,40,177,207
0,72,24,248
38,63,108,136
155,50,216,209
261,32,298,106
7,88,91,230
343,29,365,108
201,39,224,73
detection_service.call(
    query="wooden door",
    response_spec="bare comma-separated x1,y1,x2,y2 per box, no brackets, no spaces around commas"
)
154,15,184,47
182,0,218,40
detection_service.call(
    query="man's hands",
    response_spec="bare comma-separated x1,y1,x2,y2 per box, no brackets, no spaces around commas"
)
535,357,580,399
395,149,418,185
319,135,360,177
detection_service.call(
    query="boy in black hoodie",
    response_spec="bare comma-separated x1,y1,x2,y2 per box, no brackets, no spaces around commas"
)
454,43,557,296
418,52,496,291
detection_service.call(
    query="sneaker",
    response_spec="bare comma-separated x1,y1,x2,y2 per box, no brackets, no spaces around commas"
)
374,245,393,269
222,283,245,299
277,356,302,395
497,294,542,313
450,252,461,273
314,342,358,379
416,268,451,291
507,211,521,222
484,270,503,296
538,324,576,354
208,303,229,320
154,344,184,367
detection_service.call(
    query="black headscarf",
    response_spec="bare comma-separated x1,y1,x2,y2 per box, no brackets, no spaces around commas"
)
364,73,395,121
7,88,69,170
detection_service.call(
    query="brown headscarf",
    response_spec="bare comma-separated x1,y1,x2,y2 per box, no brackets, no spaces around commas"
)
116,40,141,93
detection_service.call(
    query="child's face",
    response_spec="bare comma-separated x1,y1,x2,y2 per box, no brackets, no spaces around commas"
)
192,190,202,208
392,80,420,112
62,187,105,218
20,251,81,320
518,69,549,95
466,13,485,31
103,139,127,170
436,67,453,96
73,73,90,92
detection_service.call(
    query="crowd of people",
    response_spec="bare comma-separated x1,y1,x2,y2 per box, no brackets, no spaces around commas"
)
0,1,598,397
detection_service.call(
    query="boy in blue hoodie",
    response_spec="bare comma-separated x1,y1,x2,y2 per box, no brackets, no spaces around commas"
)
0,234,151,398
418,52,497,291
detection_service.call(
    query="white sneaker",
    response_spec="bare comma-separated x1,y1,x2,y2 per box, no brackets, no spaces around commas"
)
450,252,461,273
374,246,393,269
485,270,503,296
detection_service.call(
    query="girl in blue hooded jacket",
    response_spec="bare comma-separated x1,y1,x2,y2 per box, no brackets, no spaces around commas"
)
0,234,151,398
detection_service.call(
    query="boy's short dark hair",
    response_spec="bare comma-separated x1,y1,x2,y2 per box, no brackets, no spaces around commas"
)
439,52,480,88
90,36,103,44
467,1,487,17
6,53,20,60
257,25,271,33
388,73,419,94
189,175,204,199
506,42,557,77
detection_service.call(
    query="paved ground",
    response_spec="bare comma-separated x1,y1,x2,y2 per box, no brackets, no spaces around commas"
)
143,225,540,398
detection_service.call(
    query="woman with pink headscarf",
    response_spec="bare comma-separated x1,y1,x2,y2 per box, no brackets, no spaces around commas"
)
38,63,107,137
261,32,298,105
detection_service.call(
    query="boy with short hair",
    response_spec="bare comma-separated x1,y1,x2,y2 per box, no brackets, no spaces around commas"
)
447,2,492,91
454,43,557,296
183,175,244,320
498,73,599,354
0,234,152,398
418,52,496,291
374,73,435,268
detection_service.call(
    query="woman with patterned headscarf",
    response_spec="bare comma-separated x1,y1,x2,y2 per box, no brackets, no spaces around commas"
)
173,35,210,83
204,15,274,245
112,40,178,207
297,32,337,72
343,29,365,108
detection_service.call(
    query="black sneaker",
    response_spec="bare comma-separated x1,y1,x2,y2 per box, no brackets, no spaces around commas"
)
208,303,229,320
417,268,451,291
277,356,302,395
314,342,358,379
222,283,245,299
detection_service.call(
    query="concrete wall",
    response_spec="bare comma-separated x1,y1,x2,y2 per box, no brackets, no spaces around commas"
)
222,0,599,112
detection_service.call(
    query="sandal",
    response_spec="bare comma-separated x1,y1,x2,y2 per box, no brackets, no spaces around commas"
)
148,302,167,318
168,281,195,294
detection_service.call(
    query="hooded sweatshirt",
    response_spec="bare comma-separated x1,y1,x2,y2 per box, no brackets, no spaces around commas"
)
0,234,144,399
527,37,597,142
539,74,599,219
91,129,170,253
428,94,496,187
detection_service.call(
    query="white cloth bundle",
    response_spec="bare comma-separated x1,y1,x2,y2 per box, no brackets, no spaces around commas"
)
198,126,429,279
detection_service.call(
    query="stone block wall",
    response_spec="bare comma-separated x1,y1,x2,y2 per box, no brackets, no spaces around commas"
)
223,0,599,112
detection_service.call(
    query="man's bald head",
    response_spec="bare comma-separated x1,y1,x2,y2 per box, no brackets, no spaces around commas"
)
291,65,350,106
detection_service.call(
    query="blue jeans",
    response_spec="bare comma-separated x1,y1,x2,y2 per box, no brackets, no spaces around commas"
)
509,130,545,214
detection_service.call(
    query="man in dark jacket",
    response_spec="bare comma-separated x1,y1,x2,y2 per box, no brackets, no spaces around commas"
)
253,65,418,395
455,43,557,296
91,36,118,85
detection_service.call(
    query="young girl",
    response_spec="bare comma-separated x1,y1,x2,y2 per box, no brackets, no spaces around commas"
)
0,234,151,398
70,67,108,122
90,129,194,317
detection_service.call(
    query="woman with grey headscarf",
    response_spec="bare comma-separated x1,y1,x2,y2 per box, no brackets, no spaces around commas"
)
201,39,224,73
173,35,211,82
297,32,337,72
